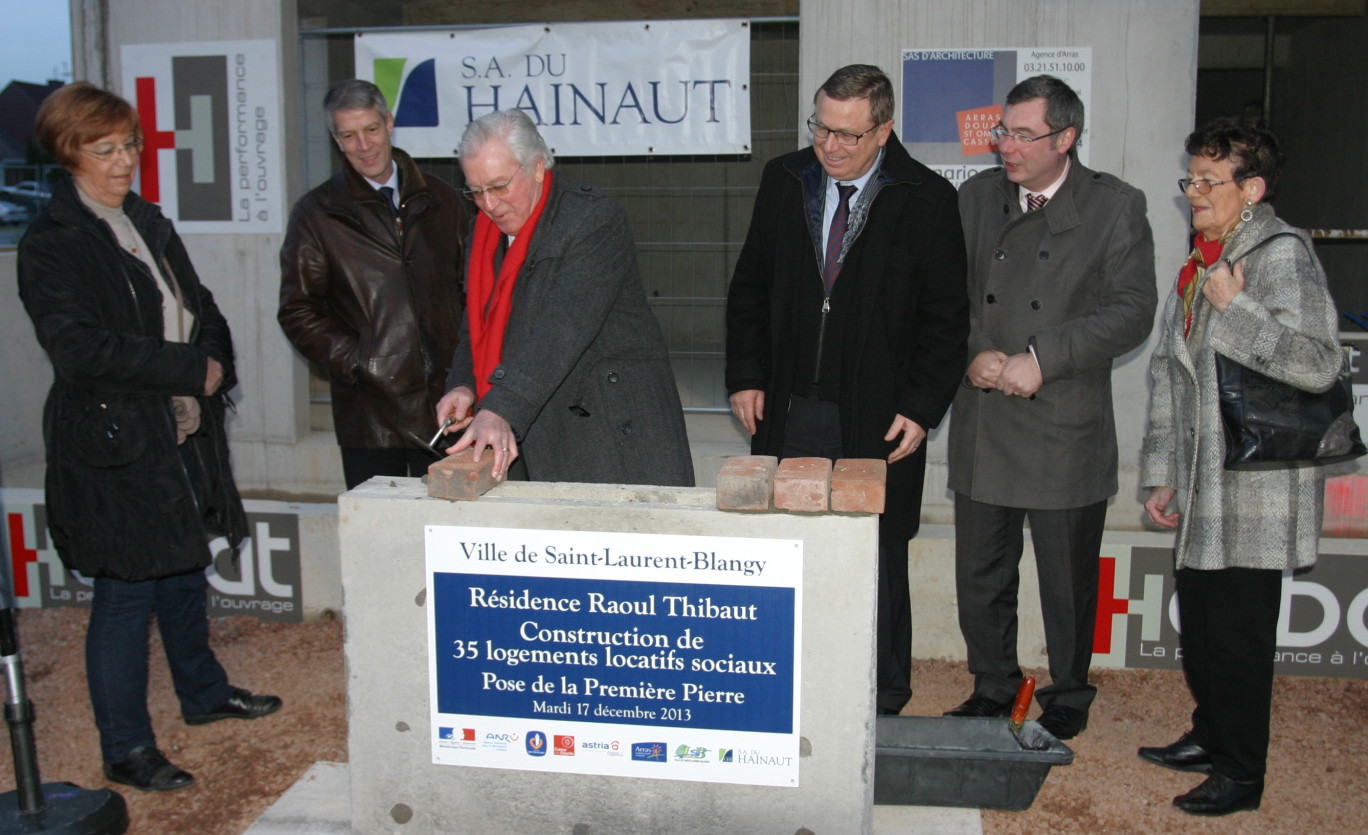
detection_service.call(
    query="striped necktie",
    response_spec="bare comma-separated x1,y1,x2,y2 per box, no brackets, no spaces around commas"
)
823,184,856,291
1026,193,1048,212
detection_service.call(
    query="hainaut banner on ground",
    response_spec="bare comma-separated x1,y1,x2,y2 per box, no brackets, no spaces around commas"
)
4,488,304,622
426,526,801,786
353,20,751,157
901,47,1092,188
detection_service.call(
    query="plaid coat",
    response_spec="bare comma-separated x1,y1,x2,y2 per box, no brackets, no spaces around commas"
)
1139,203,1343,570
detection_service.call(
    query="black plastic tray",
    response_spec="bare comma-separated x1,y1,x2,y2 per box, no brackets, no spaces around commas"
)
874,715,1074,810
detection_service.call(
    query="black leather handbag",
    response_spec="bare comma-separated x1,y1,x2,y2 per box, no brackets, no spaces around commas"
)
1217,349,1365,470
1213,232,1367,470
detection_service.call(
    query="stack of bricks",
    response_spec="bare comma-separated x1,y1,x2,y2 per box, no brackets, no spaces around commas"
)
715,455,886,515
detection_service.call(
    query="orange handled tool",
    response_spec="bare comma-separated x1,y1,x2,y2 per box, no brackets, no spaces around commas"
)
1008,675,1036,733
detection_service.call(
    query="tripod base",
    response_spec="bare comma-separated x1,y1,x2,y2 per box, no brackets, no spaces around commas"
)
0,784,127,835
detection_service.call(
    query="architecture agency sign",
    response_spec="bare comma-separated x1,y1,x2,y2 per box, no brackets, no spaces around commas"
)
426,526,801,786
901,46,1092,188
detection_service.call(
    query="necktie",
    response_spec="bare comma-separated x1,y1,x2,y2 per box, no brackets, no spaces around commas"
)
379,186,399,216
823,184,856,291
1026,193,1049,212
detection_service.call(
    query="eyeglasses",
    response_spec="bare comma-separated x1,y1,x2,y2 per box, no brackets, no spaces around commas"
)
82,138,144,162
461,173,519,202
989,125,1068,145
807,117,877,147
1177,177,1241,195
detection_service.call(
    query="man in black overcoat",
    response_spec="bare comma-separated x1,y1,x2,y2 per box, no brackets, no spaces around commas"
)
725,64,969,714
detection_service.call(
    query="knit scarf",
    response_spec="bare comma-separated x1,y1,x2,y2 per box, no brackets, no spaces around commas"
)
466,170,553,399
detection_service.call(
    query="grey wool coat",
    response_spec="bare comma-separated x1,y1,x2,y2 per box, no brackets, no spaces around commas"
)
1139,203,1343,571
948,162,1157,509
447,173,693,487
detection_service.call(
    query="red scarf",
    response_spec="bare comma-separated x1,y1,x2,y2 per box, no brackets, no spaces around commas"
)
1177,233,1225,338
466,170,554,399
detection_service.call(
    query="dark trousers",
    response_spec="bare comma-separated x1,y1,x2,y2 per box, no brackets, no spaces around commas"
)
782,395,912,713
953,493,1106,712
1177,566,1281,782
341,446,437,490
86,570,233,764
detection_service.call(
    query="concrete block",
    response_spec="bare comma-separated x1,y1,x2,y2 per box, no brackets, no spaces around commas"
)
340,479,880,834
831,459,886,514
426,449,497,501
716,455,778,511
775,457,832,513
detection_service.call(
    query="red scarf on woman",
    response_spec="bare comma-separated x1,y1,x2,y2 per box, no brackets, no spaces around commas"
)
1177,233,1226,338
466,170,554,399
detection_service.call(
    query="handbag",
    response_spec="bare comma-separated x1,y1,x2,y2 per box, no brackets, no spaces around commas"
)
1212,232,1367,470
1217,349,1365,470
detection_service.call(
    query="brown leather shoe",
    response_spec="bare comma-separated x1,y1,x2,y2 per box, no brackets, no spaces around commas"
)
104,746,195,792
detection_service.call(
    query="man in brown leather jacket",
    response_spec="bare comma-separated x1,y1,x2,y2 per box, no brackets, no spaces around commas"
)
279,80,468,489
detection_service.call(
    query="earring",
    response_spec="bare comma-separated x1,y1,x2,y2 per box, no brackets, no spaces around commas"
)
1240,199,1254,223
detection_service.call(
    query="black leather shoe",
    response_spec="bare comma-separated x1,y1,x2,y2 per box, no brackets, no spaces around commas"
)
184,686,283,726
1138,731,1212,773
103,746,195,792
943,694,1012,718
1174,772,1263,816
1037,705,1088,740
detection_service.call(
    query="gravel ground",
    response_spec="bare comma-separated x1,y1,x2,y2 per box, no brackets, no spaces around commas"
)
2,608,1365,834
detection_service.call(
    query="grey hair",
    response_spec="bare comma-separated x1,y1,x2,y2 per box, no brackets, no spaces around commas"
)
1005,74,1084,158
459,109,556,170
324,80,390,136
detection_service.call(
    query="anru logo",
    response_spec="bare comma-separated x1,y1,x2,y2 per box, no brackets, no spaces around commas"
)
134,56,233,219
373,58,439,127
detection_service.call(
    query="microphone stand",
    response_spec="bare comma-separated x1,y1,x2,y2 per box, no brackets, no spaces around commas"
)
0,534,127,833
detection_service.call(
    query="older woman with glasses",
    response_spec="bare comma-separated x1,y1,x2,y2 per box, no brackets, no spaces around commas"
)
1138,116,1343,816
17,83,280,793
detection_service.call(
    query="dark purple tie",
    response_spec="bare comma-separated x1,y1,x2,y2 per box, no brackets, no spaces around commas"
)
379,185,399,216
823,184,856,291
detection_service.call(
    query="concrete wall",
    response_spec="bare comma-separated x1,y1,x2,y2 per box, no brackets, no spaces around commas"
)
0,251,50,486
799,0,1202,529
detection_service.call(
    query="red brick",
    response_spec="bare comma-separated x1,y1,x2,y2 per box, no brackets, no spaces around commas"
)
774,457,832,513
427,449,498,501
716,455,778,511
831,458,887,514
1323,473,1367,538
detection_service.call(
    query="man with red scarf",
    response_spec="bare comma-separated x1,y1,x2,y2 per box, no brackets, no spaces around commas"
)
436,110,692,487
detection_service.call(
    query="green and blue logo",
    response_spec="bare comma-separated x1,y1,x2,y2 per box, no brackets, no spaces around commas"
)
373,57,439,127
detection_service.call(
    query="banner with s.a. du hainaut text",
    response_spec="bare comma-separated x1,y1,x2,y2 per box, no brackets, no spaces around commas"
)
354,20,751,158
